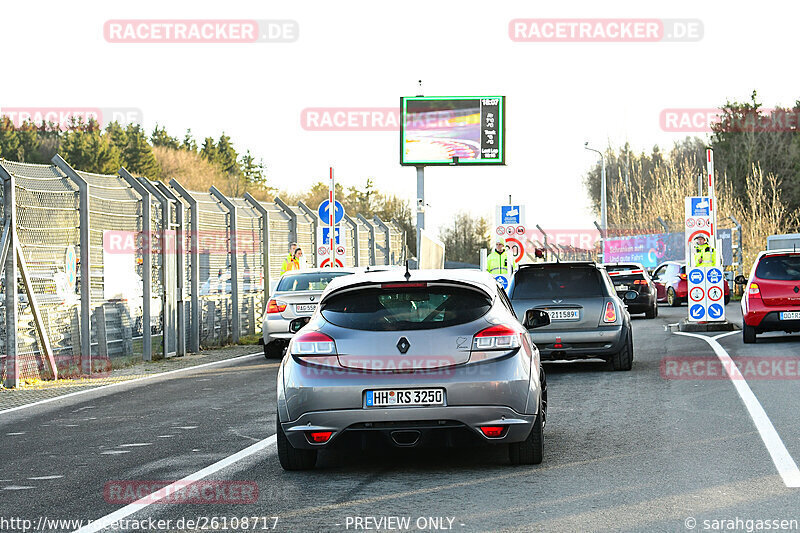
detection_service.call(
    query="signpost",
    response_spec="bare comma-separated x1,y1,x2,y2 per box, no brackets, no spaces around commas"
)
684,149,725,322
317,168,346,267
495,204,526,270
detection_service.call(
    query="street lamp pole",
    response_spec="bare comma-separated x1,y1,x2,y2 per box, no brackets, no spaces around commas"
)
584,143,607,233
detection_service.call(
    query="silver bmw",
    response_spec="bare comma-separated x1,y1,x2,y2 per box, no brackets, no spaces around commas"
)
276,269,550,470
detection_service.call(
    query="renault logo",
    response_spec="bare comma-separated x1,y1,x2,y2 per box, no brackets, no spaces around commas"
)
396,337,410,354
794,286,799,294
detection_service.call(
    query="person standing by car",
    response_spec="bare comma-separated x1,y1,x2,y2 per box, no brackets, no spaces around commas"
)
693,235,716,267
487,239,513,275
281,242,298,275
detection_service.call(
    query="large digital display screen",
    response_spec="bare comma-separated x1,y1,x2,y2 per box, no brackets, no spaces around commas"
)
400,96,505,166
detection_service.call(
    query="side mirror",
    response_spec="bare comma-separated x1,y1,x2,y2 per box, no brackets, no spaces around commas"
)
734,275,747,285
623,290,638,301
524,309,551,329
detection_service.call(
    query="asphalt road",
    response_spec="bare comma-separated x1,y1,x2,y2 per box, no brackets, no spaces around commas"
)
2,304,800,533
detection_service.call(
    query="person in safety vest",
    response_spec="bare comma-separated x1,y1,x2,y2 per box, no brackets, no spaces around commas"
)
487,239,513,275
693,235,716,267
280,242,298,275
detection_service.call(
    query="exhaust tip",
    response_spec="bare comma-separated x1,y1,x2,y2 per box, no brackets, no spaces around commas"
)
390,430,421,447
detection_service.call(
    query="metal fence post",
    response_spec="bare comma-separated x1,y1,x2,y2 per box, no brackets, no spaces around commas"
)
0,164,18,387
274,197,297,246
343,214,359,267
243,193,271,304
373,216,391,265
170,180,200,353
52,155,91,369
119,168,152,361
357,214,377,266
297,201,319,267
157,182,186,357
391,218,407,265
210,187,240,343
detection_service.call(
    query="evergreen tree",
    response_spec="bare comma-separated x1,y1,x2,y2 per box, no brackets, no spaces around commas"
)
0,116,21,160
122,124,160,177
17,120,40,163
150,124,180,149
182,129,197,152
105,121,128,153
200,137,218,163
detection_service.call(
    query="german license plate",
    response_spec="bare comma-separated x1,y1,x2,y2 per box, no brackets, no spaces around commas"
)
366,389,444,407
547,309,579,320
295,303,317,313
780,311,800,320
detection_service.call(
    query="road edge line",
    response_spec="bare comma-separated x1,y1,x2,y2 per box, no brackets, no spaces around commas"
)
74,434,278,533
0,352,263,416
675,331,800,488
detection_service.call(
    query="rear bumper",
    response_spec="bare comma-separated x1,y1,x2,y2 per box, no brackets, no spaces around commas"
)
745,308,800,332
280,405,536,450
620,293,655,313
529,325,626,360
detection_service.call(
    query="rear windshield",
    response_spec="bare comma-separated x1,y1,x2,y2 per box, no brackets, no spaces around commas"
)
277,272,352,292
756,255,800,281
511,266,604,299
605,266,646,286
320,284,492,331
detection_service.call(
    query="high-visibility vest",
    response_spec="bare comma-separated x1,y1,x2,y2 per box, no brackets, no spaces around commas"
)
693,244,716,267
487,250,510,275
280,254,299,275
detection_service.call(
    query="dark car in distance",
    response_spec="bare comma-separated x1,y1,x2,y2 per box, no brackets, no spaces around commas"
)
603,263,658,318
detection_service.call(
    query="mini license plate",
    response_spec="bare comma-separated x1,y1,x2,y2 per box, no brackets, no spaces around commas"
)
547,309,579,320
295,303,317,313
366,389,444,407
616,284,629,291
780,311,800,320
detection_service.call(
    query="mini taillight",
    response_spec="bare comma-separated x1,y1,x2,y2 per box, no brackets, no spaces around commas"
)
480,426,507,438
291,331,336,355
267,299,287,314
748,283,761,296
473,324,521,351
603,302,617,323
306,431,332,444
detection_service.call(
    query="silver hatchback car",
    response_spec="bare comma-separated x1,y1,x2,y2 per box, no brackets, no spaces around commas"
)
262,268,357,357
276,269,551,470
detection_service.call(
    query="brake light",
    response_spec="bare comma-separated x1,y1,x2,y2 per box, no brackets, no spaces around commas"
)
306,431,332,444
479,426,507,438
603,301,617,323
679,273,687,280
748,283,761,296
267,299,287,314
291,331,336,355
381,282,427,289
473,324,521,350
633,280,648,285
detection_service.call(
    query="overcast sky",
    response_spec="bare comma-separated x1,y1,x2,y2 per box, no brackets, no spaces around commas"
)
3,1,799,233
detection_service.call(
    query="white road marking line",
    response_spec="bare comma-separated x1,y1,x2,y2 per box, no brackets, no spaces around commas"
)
100,450,130,455
74,434,277,533
6,432,25,435
27,475,64,480
0,353,262,416
117,443,152,448
676,330,800,487
172,426,197,430
3,485,35,490
156,435,174,438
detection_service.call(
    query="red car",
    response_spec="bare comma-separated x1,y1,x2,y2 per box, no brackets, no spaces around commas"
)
737,250,800,343
651,261,730,307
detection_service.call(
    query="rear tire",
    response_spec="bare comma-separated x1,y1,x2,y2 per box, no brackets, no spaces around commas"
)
509,402,544,465
743,324,757,344
644,303,658,319
724,295,731,305
667,288,680,307
264,340,285,359
276,415,317,470
611,328,634,371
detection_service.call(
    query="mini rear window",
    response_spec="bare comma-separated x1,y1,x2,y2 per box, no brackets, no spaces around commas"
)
277,272,352,292
320,284,492,331
511,266,604,299
755,256,800,281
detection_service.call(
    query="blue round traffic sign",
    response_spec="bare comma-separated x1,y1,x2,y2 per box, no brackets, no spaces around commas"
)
494,275,509,290
708,303,724,320
707,268,723,284
688,268,704,285
689,304,706,320
318,200,344,225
